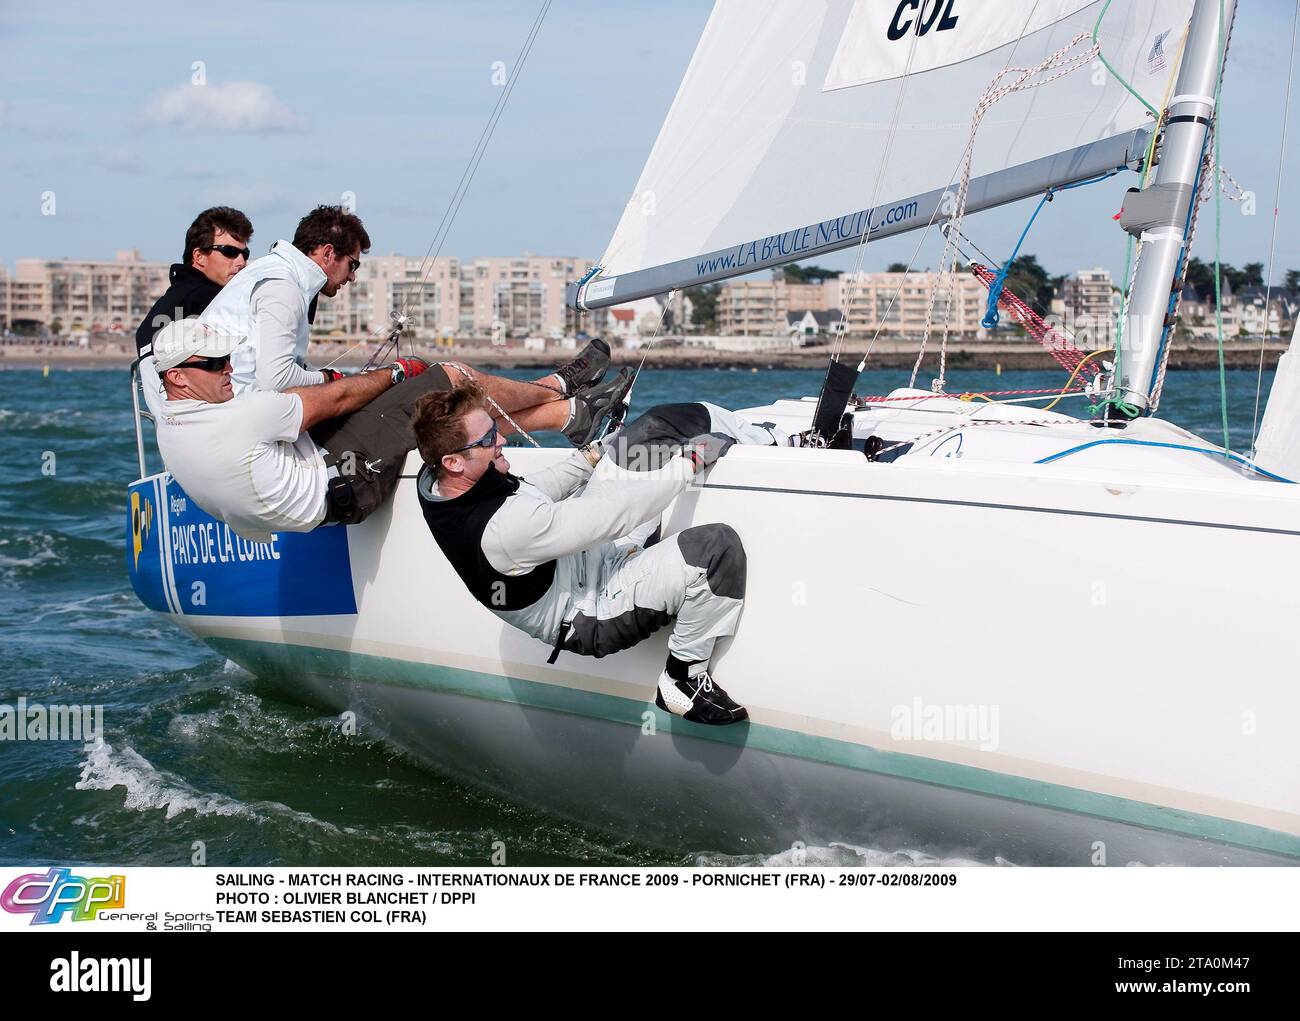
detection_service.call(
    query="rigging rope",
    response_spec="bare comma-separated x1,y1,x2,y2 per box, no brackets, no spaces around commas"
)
911,31,1101,394
1092,0,1159,116
846,1,1050,376
1148,2,1237,414
979,171,1119,332
397,0,553,338
1212,0,1230,455
970,263,1100,378
827,0,931,367
1251,0,1299,459
320,1,553,375
1101,22,1188,420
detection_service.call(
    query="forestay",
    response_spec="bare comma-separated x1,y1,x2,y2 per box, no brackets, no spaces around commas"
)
575,0,1192,310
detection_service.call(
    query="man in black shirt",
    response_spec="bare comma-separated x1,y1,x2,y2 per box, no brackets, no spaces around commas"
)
134,206,253,358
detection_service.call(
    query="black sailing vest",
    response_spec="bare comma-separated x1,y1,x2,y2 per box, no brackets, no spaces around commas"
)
417,463,557,611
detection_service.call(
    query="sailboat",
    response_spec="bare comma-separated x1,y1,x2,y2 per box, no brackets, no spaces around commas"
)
126,0,1300,865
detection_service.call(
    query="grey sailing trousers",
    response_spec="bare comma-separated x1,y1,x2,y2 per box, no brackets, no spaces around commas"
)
560,402,769,664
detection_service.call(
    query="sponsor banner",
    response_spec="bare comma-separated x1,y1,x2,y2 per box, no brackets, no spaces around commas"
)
125,476,356,617
0,865,1295,933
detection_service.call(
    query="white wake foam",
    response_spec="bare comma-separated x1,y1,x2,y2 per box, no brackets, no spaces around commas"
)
76,740,340,832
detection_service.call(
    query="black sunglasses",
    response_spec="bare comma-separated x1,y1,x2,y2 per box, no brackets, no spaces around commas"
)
343,255,360,273
451,422,498,453
205,244,251,260
180,354,232,373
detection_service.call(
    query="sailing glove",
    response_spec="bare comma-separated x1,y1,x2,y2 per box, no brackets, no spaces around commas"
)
684,432,736,472
389,358,429,386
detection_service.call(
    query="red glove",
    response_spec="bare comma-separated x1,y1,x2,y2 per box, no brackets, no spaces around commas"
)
389,357,429,385
321,368,345,383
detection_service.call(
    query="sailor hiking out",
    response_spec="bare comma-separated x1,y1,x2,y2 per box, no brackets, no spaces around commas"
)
141,203,625,539
414,389,788,725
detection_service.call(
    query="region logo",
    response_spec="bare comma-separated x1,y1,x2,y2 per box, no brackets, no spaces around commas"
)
1,867,126,925
131,490,154,571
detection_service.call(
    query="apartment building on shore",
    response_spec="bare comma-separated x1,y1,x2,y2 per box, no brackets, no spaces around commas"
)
1053,267,1119,346
309,255,601,340
0,251,170,335
1,252,603,341
718,270,989,341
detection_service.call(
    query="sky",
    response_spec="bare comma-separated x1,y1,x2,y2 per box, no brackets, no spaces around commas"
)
2,0,1298,286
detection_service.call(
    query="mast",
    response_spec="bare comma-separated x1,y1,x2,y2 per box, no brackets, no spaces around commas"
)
1112,0,1236,415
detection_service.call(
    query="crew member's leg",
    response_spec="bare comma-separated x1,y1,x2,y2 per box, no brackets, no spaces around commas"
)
583,401,783,548
310,366,454,524
609,401,786,471
563,522,748,725
308,345,613,523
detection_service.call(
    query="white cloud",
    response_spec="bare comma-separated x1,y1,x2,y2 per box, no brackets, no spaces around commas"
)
142,81,304,133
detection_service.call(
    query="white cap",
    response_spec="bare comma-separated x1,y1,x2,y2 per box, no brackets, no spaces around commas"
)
152,319,239,371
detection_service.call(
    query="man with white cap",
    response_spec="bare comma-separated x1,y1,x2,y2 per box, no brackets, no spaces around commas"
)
149,319,628,540
150,318,445,541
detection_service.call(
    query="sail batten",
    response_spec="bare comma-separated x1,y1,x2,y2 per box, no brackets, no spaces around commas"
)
576,0,1192,310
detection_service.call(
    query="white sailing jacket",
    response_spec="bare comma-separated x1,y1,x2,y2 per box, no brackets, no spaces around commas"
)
199,240,328,395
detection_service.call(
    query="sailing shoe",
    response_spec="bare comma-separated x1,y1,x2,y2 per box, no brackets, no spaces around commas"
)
562,368,634,446
655,670,748,726
554,338,611,396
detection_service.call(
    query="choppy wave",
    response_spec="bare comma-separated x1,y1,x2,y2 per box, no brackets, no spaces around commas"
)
166,689,356,753
696,842,1007,868
0,529,118,581
76,740,343,831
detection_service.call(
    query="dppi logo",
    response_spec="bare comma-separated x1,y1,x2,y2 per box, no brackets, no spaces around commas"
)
131,490,154,571
1,867,126,925
888,0,960,41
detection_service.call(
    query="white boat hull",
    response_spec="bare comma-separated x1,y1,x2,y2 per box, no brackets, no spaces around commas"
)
126,399,1300,865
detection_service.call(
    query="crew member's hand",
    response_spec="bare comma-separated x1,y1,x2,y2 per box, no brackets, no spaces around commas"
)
684,432,735,472
321,368,345,383
389,357,429,386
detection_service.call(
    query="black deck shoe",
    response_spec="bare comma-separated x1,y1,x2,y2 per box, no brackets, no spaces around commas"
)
655,670,748,726
562,367,633,446
554,338,611,396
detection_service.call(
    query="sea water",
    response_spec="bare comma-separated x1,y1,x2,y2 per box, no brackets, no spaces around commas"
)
0,365,1275,866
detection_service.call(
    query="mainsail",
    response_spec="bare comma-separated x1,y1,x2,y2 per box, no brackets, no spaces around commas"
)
574,0,1193,310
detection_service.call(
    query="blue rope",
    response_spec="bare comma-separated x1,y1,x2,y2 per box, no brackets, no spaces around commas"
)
1034,438,1294,482
981,170,1121,330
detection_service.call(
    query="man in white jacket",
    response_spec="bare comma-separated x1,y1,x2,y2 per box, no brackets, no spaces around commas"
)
199,204,607,439
414,387,783,725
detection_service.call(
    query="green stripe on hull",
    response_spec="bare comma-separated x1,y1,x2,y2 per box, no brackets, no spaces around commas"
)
211,636,1300,861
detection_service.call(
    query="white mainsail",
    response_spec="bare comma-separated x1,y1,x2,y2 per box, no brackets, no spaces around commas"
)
578,0,1192,309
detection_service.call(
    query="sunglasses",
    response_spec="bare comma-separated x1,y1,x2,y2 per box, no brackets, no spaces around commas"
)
179,354,232,373
343,255,360,273
451,422,499,453
204,244,251,260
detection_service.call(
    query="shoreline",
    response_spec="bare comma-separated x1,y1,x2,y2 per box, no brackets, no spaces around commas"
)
0,342,1286,372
